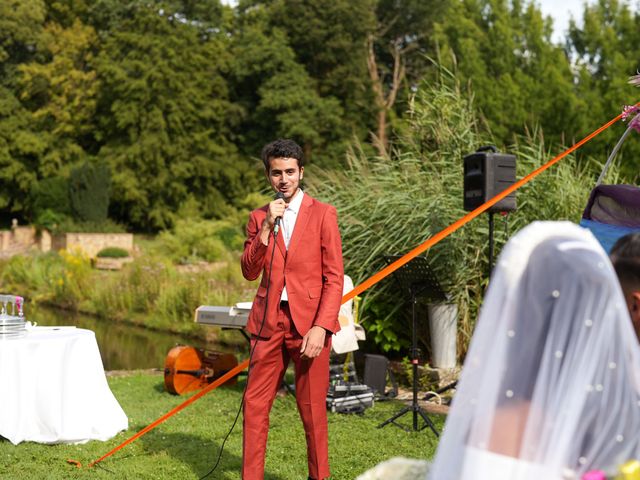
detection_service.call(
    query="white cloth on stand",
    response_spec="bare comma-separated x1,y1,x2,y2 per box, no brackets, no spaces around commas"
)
332,275,366,354
429,221,640,480
0,327,128,445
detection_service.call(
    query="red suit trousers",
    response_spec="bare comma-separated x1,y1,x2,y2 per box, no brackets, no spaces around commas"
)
242,303,331,480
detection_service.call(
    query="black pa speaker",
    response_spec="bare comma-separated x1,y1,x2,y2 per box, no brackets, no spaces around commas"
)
363,354,397,399
463,146,517,213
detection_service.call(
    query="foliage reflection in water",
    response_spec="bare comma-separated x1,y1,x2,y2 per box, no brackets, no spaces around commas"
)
26,305,246,371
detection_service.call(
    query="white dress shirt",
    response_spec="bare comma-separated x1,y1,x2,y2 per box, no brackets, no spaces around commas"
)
280,189,304,301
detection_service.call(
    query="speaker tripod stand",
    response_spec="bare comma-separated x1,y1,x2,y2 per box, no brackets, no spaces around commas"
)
377,256,445,435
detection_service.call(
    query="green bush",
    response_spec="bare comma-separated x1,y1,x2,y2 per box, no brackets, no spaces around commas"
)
90,256,172,317
33,209,68,231
97,247,130,258
0,249,93,309
69,161,111,223
154,218,245,264
29,176,71,220
0,254,53,297
29,167,119,233
311,72,618,355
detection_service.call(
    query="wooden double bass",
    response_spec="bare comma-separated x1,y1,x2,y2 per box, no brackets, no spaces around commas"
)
164,346,238,395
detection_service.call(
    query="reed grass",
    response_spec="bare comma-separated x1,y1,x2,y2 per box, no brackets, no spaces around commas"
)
311,73,615,356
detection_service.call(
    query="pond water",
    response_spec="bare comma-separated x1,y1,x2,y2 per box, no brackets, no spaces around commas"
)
25,305,247,371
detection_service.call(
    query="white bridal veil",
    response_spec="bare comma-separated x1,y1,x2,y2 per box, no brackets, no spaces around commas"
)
428,222,640,480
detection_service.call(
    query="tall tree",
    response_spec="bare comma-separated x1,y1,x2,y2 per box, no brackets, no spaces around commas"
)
265,0,377,152
93,1,252,229
19,19,100,174
230,2,345,166
366,0,446,155
0,0,46,66
568,0,640,179
433,0,582,148
0,0,47,216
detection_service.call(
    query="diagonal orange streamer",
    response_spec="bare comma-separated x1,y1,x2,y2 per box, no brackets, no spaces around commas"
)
82,107,627,469
84,362,249,468
341,110,627,304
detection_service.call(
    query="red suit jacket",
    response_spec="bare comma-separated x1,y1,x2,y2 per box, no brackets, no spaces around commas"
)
241,193,344,338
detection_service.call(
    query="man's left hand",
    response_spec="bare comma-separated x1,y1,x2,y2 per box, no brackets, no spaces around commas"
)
300,325,327,359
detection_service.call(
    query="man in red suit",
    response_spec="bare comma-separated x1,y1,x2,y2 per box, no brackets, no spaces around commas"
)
241,139,344,480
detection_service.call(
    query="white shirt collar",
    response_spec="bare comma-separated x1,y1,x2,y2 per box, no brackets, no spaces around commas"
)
286,188,304,214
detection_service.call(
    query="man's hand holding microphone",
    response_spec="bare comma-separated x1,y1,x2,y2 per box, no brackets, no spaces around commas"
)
260,192,286,245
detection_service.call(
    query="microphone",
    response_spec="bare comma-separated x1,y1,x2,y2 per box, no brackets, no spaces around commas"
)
274,192,285,235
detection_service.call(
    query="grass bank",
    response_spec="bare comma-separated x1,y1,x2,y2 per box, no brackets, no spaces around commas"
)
0,372,443,479
0,248,256,339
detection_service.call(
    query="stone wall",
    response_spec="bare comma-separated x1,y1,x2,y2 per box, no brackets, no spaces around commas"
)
0,231,12,251
39,230,52,252
0,220,133,259
12,225,36,246
0,224,39,257
54,233,134,258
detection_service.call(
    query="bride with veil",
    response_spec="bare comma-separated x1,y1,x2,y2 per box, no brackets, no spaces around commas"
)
428,221,640,480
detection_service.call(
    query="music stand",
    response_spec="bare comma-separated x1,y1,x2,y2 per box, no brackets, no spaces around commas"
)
377,255,446,435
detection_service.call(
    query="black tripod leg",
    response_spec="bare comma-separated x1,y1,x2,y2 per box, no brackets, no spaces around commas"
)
378,286,440,437
417,408,439,437
377,406,411,431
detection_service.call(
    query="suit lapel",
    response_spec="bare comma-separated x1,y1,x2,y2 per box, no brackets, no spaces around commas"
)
286,194,312,263
276,227,287,258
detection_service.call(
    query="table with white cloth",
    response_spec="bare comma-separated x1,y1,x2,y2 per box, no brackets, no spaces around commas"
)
0,326,128,445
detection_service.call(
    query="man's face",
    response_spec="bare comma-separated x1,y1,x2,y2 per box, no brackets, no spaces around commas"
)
266,157,303,202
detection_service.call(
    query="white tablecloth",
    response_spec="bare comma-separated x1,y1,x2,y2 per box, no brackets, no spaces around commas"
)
0,327,128,445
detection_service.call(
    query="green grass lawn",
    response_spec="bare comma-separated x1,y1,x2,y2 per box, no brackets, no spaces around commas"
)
0,372,444,479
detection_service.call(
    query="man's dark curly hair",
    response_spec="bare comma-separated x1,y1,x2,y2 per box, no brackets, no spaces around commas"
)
261,139,304,171
611,233,640,297
611,232,640,260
